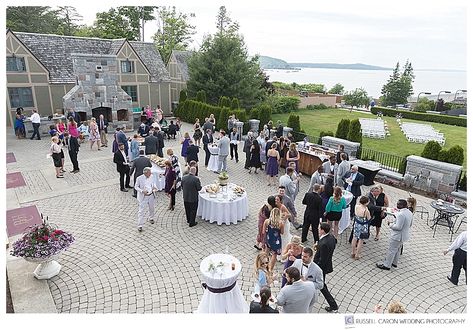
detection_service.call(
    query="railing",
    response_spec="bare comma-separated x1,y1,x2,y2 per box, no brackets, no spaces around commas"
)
359,147,406,173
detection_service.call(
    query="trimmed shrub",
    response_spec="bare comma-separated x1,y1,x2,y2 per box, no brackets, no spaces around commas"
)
306,104,329,110
319,131,334,138
371,106,466,127
249,108,259,120
437,149,449,163
459,174,467,191
217,107,230,131
347,119,362,143
231,98,240,110
446,145,464,166
258,104,272,129
335,119,350,139
218,96,231,108
179,89,187,103
273,96,301,113
421,141,442,160
399,157,407,175
287,113,301,132
196,90,207,103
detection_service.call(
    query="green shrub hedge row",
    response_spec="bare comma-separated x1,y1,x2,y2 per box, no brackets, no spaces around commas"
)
371,106,466,127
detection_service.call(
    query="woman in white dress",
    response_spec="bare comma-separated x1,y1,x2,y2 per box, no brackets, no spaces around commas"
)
275,195,292,263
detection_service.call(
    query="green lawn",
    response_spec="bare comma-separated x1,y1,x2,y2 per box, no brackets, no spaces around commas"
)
272,108,467,168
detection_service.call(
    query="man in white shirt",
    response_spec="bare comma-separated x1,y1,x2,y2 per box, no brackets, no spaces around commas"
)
279,167,297,203
444,231,467,285
134,167,158,232
229,127,240,162
29,108,41,140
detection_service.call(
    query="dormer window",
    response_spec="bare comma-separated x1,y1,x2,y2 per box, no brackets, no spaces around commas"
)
7,56,26,72
120,60,134,73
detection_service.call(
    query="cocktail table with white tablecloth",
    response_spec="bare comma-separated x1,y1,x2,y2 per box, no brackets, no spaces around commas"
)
196,253,249,313
207,145,219,172
338,190,354,234
197,183,249,225
150,162,166,191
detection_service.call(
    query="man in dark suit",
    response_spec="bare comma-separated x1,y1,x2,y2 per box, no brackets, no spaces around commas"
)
98,114,108,147
181,167,202,227
343,165,365,218
154,128,165,157
116,126,129,156
336,144,349,164
314,222,339,313
113,143,132,192
167,120,177,139
202,129,214,166
138,122,150,137
186,140,200,176
64,131,80,173
301,183,324,243
144,132,158,155
129,150,152,198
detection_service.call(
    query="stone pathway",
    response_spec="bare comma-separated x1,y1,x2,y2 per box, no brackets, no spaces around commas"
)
6,122,467,313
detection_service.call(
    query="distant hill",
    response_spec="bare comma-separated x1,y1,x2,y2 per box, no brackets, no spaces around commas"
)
258,56,297,69
289,62,390,70
257,55,391,71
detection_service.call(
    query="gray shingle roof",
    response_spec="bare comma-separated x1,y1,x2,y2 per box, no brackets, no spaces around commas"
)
173,50,193,81
12,31,170,84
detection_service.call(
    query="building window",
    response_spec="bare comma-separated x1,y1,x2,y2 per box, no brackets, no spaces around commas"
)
121,85,138,102
6,56,26,72
121,60,134,73
8,87,34,107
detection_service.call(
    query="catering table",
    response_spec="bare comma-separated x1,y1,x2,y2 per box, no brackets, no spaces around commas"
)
150,162,166,191
207,145,220,172
293,141,336,176
338,190,354,234
197,183,249,225
349,160,382,186
196,253,248,313
430,200,465,241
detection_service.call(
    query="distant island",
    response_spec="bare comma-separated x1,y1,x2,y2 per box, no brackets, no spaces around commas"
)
258,55,390,71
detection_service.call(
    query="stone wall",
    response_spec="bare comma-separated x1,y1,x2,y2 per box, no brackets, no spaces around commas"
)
321,136,360,159
404,155,462,194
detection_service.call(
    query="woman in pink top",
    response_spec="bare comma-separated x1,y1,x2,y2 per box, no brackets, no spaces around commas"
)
67,117,79,138
156,105,163,123
56,119,66,142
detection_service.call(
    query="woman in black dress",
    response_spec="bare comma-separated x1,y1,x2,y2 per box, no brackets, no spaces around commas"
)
249,139,261,174
369,185,389,241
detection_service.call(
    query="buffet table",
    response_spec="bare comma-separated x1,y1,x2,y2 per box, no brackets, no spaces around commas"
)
207,145,219,172
150,162,166,191
293,141,337,176
338,190,354,234
196,253,248,313
197,183,249,225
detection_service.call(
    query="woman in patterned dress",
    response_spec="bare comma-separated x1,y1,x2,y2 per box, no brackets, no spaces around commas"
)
88,117,101,151
255,196,277,251
263,207,285,272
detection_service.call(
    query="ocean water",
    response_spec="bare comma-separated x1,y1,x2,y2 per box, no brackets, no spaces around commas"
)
264,67,467,99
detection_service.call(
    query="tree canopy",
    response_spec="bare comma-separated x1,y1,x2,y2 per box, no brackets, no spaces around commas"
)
343,88,369,108
187,6,265,109
380,60,415,106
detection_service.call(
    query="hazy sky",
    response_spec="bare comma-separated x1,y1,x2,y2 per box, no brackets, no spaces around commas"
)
7,0,469,70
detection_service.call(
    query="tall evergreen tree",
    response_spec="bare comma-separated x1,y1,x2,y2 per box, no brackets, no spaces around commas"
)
7,6,61,34
56,6,83,35
381,61,415,106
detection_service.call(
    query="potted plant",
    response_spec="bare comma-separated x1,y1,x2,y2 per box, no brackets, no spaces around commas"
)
218,171,229,186
10,219,75,280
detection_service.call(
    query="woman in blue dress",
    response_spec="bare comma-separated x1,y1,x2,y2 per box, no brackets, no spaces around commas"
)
352,196,371,260
263,207,285,272
129,134,140,161
265,142,280,186
253,252,271,294
181,132,191,162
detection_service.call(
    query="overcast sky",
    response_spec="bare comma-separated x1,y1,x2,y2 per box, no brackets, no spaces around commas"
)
6,0,469,70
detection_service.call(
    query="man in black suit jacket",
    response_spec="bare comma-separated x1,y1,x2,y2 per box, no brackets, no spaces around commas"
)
301,183,324,243
314,222,339,313
186,140,200,176
129,150,152,197
343,165,365,218
113,143,132,192
116,127,129,156
181,167,202,227
64,132,80,173
202,129,214,166
144,133,158,155
154,128,165,157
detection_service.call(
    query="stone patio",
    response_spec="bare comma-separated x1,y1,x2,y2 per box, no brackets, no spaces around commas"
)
6,122,467,313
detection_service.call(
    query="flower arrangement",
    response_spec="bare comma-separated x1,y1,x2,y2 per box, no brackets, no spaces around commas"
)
207,261,225,273
218,171,228,180
10,221,75,259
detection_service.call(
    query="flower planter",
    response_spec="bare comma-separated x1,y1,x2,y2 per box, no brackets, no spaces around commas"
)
24,254,62,280
218,178,228,186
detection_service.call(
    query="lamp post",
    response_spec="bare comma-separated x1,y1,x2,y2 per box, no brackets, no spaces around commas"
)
453,89,467,103
435,91,451,111
416,92,431,104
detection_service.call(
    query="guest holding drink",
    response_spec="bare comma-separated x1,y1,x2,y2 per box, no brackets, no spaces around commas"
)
255,196,277,251
164,160,177,211
264,208,285,272
253,252,271,293
324,186,347,241
280,236,303,287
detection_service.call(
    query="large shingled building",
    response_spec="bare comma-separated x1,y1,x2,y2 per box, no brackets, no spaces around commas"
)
166,50,193,102
6,29,174,127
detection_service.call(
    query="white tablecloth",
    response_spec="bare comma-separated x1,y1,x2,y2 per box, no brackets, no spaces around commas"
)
151,163,166,191
207,145,219,172
196,254,248,313
339,190,354,234
197,183,249,225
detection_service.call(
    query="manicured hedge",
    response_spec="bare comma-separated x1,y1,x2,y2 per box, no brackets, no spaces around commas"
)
371,106,466,127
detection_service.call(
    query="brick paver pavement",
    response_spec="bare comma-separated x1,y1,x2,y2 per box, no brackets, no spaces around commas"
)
7,122,467,313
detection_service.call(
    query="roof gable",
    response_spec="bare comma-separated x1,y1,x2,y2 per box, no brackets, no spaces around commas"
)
172,50,193,81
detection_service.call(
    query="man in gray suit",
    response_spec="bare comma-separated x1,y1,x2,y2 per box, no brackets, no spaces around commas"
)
144,131,158,155
336,153,350,187
292,247,324,292
217,130,230,173
376,199,413,270
308,165,324,192
279,167,297,203
129,150,152,198
276,266,317,313
322,156,338,181
181,167,202,227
